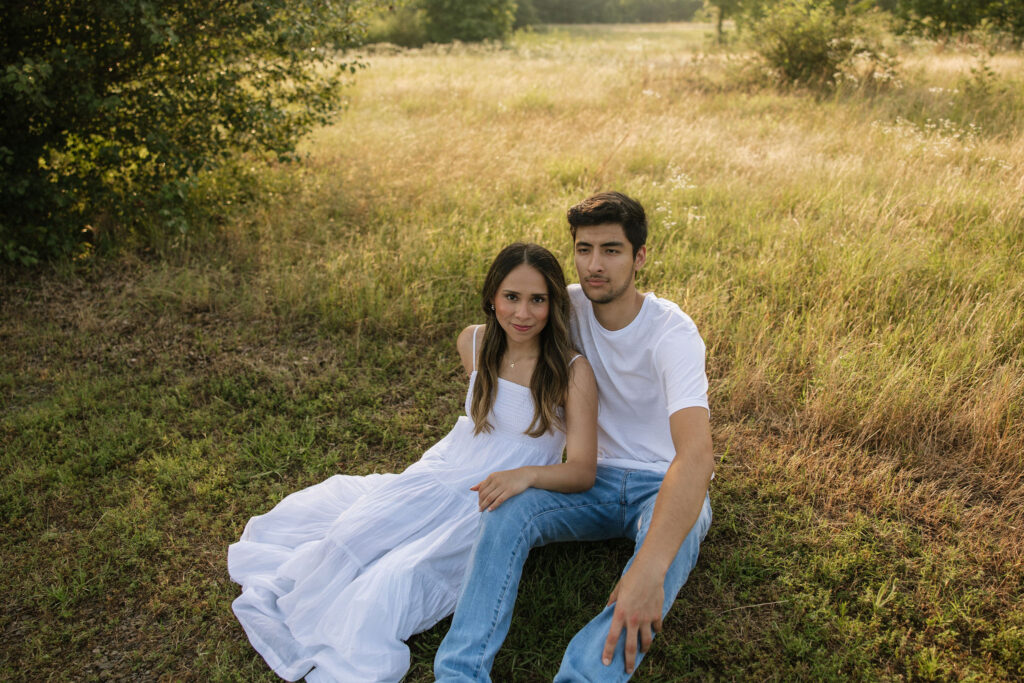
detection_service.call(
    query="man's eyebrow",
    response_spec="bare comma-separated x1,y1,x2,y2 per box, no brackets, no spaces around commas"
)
575,239,625,248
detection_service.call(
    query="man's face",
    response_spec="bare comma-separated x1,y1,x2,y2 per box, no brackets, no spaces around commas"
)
573,223,646,305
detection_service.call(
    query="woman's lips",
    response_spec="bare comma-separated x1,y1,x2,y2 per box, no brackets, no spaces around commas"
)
511,323,531,332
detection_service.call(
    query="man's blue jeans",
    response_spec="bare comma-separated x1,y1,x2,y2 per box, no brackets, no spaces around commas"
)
434,465,713,682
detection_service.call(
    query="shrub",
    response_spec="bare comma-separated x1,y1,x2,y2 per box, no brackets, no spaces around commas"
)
421,0,517,43
365,4,432,47
0,0,374,265
749,0,898,90
527,0,702,24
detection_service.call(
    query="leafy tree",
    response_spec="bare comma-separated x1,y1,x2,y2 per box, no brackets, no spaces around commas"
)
0,0,374,265
526,0,701,24
892,0,1024,39
421,0,518,43
704,0,763,42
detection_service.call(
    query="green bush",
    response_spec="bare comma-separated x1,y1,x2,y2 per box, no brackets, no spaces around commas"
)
749,0,898,89
892,0,1024,41
0,0,374,265
365,4,432,47
421,0,517,43
526,0,702,24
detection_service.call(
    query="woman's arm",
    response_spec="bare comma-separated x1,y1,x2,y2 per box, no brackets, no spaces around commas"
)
472,357,599,511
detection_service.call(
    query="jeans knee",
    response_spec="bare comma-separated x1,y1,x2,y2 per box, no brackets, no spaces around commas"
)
478,490,541,544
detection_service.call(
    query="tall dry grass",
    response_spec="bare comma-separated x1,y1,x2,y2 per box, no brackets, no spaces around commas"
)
4,22,1023,680
246,28,1024,480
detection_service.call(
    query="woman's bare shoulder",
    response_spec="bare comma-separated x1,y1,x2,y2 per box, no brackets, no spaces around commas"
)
456,324,485,375
568,354,596,391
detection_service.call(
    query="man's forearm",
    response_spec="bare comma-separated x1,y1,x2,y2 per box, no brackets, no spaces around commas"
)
631,444,714,577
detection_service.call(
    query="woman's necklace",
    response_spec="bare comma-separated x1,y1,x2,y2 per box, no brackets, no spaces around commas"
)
506,355,537,369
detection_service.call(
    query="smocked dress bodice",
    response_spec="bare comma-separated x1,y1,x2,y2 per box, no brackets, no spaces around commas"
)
413,371,566,492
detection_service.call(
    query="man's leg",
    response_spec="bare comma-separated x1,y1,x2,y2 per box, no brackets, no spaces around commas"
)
434,467,629,683
555,472,712,682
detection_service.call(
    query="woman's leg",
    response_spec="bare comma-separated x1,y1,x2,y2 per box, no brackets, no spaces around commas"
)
304,511,479,683
228,472,397,590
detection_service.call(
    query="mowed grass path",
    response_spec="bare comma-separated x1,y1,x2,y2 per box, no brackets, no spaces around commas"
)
2,24,1023,681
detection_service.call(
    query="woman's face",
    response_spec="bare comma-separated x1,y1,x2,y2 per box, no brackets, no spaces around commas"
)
492,263,550,346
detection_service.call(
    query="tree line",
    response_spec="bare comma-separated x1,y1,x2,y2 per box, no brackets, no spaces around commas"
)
2,0,1020,265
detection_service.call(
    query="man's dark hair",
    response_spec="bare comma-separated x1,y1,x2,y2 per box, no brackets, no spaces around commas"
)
567,191,647,256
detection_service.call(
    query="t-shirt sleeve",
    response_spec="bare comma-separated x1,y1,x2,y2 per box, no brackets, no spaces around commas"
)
655,323,709,416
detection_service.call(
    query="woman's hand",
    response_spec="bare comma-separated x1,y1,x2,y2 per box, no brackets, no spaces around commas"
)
471,467,535,511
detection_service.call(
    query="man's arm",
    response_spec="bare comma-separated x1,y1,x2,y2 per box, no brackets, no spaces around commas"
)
601,406,714,674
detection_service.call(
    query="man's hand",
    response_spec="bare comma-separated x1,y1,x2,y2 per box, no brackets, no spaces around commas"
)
471,467,534,511
601,561,665,674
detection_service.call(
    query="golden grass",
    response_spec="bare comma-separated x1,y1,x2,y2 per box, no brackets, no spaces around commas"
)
265,28,1024,555
5,23,1022,680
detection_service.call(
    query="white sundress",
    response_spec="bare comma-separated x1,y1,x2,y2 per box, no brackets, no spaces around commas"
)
228,333,574,682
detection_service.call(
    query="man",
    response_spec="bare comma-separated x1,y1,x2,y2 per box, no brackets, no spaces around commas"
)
435,191,714,681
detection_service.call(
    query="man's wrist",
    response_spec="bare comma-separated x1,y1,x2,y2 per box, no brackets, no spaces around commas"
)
631,546,672,581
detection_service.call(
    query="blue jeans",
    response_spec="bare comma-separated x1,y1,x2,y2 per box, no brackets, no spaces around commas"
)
434,465,712,682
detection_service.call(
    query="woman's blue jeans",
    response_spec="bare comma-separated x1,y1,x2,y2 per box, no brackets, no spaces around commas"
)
434,465,713,682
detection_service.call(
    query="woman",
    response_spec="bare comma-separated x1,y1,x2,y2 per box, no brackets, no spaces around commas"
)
228,243,598,682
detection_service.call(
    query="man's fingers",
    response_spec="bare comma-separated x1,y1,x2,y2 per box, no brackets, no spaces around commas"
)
640,624,654,654
623,622,638,673
601,613,623,666
653,616,663,634
606,579,621,607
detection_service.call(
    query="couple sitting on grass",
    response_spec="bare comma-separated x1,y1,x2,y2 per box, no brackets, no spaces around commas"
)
228,191,714,682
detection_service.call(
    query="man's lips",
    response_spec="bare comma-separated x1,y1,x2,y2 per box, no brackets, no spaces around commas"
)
585,278,607,286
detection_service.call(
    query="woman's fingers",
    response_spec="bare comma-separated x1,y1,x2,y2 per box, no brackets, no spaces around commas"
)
477,480,502,510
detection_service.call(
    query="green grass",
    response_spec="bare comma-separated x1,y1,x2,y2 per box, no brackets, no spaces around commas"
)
3,22,1024,681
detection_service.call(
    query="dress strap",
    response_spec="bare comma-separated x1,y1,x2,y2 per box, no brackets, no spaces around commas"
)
472,325,482,371
569,353,584,366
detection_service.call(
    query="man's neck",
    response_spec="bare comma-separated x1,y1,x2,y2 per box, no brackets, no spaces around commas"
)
592,287,646,332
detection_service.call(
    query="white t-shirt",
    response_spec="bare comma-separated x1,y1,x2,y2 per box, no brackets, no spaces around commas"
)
569,284,709,474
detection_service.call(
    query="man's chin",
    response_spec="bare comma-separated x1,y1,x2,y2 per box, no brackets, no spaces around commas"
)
582,286,616,305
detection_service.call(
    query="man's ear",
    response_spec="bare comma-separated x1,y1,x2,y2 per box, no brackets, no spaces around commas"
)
634,245,647,272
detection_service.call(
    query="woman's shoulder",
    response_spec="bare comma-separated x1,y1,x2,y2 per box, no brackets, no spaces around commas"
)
456,324,485,374
568,353,595,387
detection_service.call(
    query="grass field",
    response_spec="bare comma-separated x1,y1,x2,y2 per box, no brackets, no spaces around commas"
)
2,22,1023,681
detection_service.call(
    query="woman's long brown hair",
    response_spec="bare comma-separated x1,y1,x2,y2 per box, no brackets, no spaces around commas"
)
471,243,574,437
